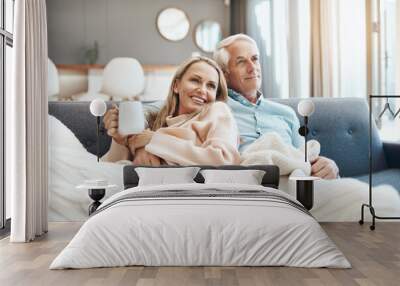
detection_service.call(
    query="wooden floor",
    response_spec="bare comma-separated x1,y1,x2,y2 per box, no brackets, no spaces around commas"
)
1,222,400,286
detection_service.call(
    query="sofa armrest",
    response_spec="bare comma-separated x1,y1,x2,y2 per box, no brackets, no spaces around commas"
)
383,142,400,169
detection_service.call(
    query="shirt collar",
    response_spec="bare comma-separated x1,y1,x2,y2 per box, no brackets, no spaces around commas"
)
228,89,263,107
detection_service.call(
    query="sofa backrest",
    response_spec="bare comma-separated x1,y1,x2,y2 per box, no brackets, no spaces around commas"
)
48,101,162,157
49,101,112,157
272,98,387,177
48,97,387,177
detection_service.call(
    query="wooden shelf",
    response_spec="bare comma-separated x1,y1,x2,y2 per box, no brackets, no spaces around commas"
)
56,64,178,73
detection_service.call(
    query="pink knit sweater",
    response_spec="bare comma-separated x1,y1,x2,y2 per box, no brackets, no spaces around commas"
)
101,102,240,165
145,102,240,165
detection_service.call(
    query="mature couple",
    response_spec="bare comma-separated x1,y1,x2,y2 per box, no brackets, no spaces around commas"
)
102,34,339,179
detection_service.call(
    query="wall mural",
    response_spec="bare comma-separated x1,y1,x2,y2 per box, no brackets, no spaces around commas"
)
47,0,228,221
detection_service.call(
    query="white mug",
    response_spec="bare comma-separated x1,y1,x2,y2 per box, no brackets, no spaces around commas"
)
118,101,145,136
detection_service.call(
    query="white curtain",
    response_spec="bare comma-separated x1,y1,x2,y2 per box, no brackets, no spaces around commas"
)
247,0,310,98
7,0,48,242
247,0,367,99
311,0,367,98
396,0,400,94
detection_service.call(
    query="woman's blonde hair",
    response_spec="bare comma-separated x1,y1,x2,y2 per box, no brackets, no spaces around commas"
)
148,56,228,131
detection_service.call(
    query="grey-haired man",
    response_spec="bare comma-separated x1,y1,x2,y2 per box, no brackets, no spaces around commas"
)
213,34,338,179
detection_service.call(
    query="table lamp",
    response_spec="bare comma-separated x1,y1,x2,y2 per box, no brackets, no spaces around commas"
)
297,99,315,162
293,99,316,210
90,99,107,162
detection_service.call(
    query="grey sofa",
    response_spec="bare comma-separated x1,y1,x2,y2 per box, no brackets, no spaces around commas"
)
48,98,400,191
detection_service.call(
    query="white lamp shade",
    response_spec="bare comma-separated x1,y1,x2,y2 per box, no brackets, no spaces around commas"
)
90,99,107,116
101,57,145,98
297,100,315,117
47,58,60,97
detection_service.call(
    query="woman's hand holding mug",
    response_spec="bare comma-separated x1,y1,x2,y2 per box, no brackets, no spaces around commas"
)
103,101,145,148
103,104,126,146
127,129,154,152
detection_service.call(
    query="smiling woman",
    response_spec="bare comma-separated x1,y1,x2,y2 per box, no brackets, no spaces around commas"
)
174,61,220,115
101,56,240,166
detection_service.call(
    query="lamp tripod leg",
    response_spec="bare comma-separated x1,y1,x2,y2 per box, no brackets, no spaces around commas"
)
370,206,376,230
96,116,100,162
304,116,308,162
359,204,366,225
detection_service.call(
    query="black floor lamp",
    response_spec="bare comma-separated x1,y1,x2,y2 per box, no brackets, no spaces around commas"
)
294,99,316,210
297,99,315,162
90,99,107,162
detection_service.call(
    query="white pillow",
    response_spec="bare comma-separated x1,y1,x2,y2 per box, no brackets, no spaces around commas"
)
200,169,266,185
136,167,200,186
48,115,86,153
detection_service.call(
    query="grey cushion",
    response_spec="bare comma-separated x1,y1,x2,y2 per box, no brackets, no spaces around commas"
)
355,168,400,193
383,142,400,169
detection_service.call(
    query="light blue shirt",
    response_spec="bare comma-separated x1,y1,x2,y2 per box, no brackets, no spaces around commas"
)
227,89,302,152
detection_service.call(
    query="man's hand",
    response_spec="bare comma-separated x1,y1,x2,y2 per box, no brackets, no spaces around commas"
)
311,156,339,179
132,147,161,166
103,104,125,145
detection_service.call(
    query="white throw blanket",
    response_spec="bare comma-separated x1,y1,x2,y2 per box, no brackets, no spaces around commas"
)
280,174,400,222
48,115,125,221
241,132,320,175
240,133,400,222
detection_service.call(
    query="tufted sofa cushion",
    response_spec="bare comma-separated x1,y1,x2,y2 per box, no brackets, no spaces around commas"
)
273,98,387,177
